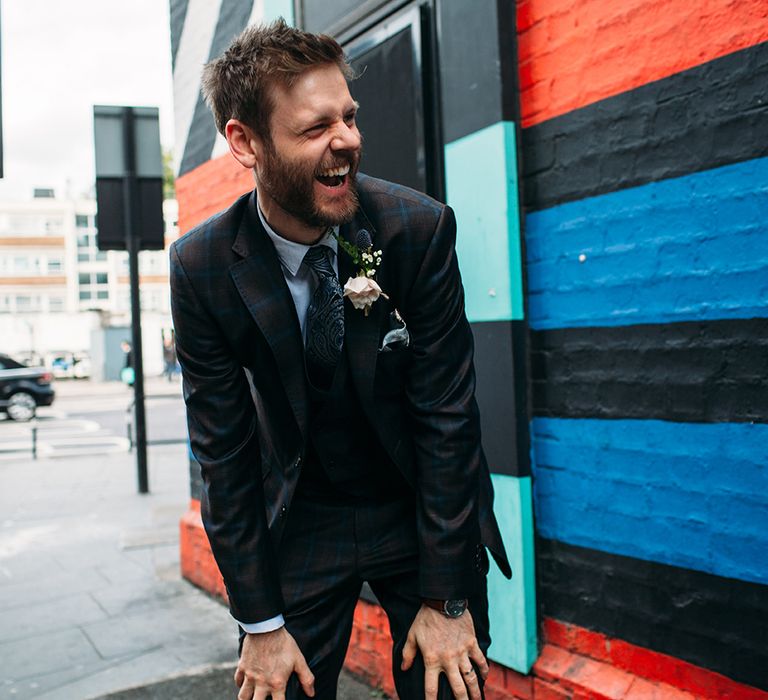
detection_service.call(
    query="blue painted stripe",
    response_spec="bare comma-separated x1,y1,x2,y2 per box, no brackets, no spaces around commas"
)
445,121,524,323
531,417,768,585
487,474,537,673
526,157,768,330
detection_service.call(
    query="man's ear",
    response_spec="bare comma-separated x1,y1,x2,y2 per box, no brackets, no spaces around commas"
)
225,119,262,170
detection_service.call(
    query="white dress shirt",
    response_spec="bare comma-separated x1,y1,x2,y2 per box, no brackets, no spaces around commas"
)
233,203,339,635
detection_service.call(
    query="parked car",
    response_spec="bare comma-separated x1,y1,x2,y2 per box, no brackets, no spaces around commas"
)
47,351,92,379
0,354,55,421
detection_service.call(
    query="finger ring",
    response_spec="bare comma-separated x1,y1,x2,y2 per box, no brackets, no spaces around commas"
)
463,669,475,676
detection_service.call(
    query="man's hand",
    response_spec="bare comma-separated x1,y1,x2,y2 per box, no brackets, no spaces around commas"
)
234,627,315,700
401,605,489,700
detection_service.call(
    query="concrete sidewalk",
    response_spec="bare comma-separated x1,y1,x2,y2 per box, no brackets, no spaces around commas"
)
52,376,183,401
0,443,376,699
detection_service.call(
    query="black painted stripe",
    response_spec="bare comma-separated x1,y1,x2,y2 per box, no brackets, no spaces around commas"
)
472,320,530,477
438,0,518,144
531,318,768,423
179,0,255,177
537,538,768,691
522,41,768,211
169,0,190,71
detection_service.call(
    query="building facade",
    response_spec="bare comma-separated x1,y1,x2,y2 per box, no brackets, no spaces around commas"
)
170,1,768,698
0,190,177,377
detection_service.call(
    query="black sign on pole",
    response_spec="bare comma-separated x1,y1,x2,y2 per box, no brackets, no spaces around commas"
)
93,105,164,495
94,106,164,250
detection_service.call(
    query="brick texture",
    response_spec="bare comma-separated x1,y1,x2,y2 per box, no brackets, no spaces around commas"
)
179,499,226,603
517,0,768,126
530,320,768,424
179,501,768,698
175,154,253,236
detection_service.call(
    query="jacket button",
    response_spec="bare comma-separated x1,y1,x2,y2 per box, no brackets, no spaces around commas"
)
280,504,287,518
294,456,302,469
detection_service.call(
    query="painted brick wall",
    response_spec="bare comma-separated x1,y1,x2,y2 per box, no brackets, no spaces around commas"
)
519,0,768,692
169,0,768,696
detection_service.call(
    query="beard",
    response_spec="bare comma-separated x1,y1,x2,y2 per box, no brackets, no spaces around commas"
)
259,139,361,229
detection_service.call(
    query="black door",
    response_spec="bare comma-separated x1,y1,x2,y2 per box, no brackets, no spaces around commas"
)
343,5,442,200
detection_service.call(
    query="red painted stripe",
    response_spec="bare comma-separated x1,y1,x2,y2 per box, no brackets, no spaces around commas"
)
179,498,227,602
517,0,768,127
175,154,254,237
543,618,768,700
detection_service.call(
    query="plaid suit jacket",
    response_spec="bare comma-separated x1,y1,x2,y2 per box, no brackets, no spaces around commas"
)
170,174,511,623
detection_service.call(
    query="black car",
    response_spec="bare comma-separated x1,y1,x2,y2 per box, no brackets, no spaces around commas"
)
0,354,55,421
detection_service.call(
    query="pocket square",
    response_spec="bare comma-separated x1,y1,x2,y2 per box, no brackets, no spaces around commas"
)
379,309,410,352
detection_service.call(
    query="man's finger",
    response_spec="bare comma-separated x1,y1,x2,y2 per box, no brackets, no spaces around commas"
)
424,667,441,700
295,655,316,697
234,667,245,688
469,642,489,679
236,677,254,700
401,633,417,671
446,668,469,700
463,667,482,700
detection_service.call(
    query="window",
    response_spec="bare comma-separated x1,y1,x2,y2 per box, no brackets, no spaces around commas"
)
48,297,65,312
47,258,63,273
16,295,39,312
76,214,89,228
79,272,109,285
77,232,96,248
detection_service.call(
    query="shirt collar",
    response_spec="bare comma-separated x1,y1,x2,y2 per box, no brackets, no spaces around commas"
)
257,201,338,277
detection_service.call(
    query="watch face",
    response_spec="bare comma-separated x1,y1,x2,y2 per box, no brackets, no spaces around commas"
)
445,599,468,618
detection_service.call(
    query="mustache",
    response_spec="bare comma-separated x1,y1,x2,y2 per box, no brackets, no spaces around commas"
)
316,133,364,174
316,154,360,174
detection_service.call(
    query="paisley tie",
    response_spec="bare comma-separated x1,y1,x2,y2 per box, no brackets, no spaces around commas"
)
303,245,344,389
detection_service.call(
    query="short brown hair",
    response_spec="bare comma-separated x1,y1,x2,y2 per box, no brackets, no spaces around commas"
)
201,18,352,139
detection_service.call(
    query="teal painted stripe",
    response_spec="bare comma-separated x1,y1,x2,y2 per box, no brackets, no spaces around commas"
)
487,474,538,673
264,0,294,24
445,121,524,323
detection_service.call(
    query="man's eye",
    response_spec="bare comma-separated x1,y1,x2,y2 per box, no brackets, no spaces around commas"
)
344,113,356,125
305,124,325,135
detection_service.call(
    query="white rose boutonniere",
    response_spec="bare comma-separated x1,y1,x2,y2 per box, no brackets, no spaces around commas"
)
332,229,389,316
343,276,389,313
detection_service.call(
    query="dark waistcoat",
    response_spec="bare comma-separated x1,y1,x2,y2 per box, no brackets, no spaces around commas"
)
296,343,409,504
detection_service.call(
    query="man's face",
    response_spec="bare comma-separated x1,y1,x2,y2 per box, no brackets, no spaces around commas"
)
256,63,362,231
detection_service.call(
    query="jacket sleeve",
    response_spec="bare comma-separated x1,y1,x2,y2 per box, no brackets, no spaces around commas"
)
170,243,284,622
402,204,485,600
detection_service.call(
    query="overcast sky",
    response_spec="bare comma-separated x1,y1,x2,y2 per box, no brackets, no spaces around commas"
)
0,0,175,200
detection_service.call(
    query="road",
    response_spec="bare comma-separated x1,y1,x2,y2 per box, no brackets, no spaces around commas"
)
0,379,188,460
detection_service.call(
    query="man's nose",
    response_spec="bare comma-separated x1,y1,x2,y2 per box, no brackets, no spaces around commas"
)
330,122,361,151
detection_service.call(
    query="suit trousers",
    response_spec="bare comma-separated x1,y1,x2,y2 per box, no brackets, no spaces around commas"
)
239,489,490,699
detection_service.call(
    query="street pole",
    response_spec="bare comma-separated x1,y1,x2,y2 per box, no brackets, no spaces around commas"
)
122,107,149,494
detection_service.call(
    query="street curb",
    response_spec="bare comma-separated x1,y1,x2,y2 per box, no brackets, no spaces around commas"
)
87,662,237,700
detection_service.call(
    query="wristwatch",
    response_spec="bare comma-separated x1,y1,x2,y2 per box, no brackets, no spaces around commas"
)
423,598,468,618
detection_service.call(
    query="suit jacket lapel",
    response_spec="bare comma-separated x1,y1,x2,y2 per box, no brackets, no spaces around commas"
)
339,206,382,414
229,192,308,440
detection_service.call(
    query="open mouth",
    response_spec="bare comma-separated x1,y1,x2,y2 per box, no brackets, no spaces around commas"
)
315,164,350,188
